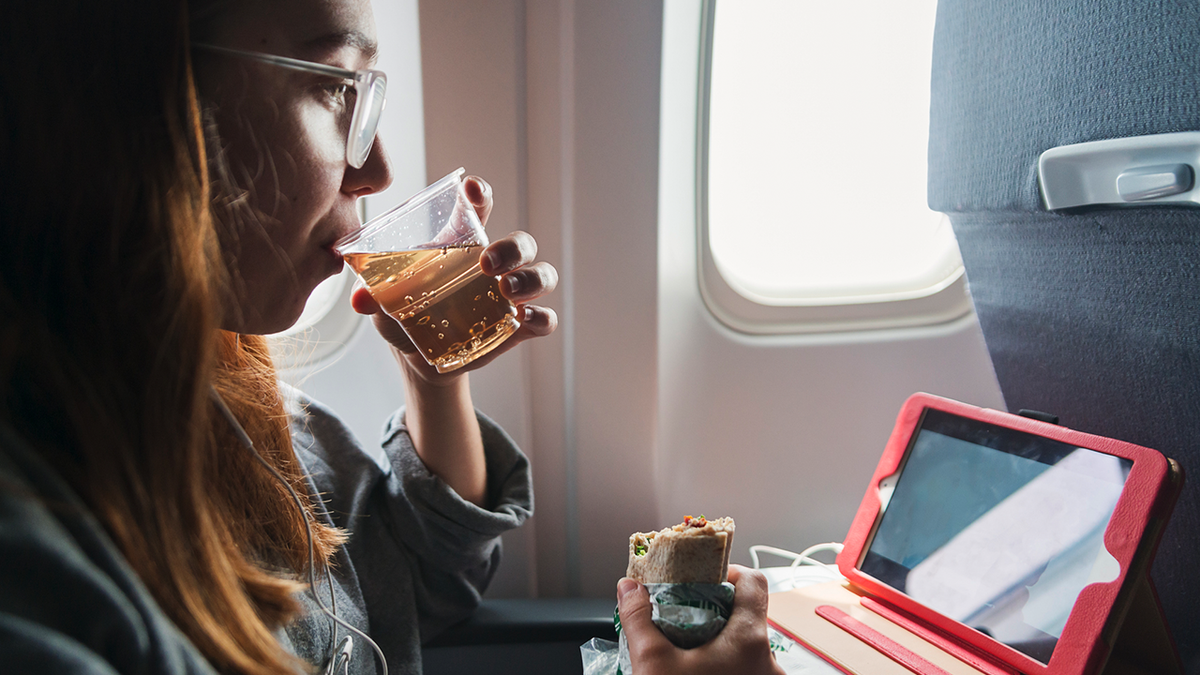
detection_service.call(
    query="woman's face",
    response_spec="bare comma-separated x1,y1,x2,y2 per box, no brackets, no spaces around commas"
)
196,0,393,335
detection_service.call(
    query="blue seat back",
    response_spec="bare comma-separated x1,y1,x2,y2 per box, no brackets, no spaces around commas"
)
928,2,1200,670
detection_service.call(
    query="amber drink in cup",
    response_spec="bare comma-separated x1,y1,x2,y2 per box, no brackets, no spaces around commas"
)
337,168,520,373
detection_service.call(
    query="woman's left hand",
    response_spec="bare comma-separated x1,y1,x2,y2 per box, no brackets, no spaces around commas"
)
350,175,559,385
618,565,788,675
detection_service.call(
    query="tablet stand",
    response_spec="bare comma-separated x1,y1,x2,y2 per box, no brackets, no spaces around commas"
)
769,568,1181,675
768,393,1184,675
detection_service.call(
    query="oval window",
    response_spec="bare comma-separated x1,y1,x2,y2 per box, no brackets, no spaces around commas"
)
700,0,969,332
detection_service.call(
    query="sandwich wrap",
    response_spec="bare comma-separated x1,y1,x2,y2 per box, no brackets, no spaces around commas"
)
627,515,735,583
581,516,736,675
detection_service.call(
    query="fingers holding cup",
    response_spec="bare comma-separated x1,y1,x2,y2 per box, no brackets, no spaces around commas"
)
481,230,559,342
481,231,558,301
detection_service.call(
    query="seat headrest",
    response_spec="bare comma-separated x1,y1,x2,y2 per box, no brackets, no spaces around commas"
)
927,0,1200,214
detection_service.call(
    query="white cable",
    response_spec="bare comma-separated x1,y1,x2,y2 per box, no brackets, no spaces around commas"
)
211,386,388,675
749,542,844,588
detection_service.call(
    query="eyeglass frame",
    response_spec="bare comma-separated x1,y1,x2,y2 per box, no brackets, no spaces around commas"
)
193,43,387,169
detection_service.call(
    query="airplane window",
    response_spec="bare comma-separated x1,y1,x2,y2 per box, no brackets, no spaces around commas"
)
269,260,364,371
291,272,349,333
704,0,962,311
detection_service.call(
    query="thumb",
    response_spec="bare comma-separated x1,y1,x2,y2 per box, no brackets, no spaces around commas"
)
617,578,670,661
350,285,381,315
350,286,416,353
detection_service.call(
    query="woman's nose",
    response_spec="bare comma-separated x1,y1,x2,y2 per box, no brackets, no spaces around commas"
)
343,134,393,197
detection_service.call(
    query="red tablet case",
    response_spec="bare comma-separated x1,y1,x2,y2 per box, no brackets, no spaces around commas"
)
768,393,1183,675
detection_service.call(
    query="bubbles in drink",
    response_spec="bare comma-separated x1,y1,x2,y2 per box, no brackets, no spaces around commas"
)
344,244,520,373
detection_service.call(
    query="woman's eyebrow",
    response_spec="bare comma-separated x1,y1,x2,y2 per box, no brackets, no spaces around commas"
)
301,30,379,63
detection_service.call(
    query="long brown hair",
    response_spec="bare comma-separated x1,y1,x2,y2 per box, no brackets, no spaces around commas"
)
1,1,342,673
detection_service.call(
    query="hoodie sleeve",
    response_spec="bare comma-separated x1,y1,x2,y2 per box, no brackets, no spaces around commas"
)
285,387,533,644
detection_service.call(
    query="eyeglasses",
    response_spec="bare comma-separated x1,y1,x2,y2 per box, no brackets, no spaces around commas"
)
194,43,386,169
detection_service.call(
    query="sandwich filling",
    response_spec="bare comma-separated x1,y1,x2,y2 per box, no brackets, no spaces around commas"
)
627,516,735,584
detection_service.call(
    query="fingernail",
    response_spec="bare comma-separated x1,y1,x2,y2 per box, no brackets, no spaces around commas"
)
484,249,500,271
504,274,522,295
466,176,489,206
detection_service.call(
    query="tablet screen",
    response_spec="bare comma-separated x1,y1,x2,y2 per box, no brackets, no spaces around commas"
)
859,409,1133,664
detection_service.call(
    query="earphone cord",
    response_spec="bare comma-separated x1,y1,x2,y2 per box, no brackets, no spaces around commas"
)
210,386,389,675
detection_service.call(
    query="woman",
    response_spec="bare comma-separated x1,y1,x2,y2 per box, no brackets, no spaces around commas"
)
3,0,552,672
0,0,780,673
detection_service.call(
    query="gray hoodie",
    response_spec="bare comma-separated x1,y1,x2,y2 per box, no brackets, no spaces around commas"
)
0,388,532,674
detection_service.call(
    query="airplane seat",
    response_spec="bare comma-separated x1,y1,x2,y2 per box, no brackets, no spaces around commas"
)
928,1,1200,671
420,598,617,674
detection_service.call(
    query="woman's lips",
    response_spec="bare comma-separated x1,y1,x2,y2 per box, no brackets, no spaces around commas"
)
321,242,347,277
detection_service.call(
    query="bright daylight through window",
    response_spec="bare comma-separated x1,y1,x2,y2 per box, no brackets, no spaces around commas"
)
707,0,960,305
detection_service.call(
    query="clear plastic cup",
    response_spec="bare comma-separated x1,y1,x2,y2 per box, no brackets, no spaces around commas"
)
336,168,520,373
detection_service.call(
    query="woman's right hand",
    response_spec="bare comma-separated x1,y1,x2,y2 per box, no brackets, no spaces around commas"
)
617,565,788,675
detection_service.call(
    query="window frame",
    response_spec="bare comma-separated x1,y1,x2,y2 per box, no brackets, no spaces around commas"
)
694,0,972,335
268,201,368,372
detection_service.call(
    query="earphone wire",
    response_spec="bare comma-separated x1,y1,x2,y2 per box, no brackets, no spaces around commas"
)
210,386,388,675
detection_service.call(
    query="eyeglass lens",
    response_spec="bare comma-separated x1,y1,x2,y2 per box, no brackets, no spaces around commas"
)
348,73,387,168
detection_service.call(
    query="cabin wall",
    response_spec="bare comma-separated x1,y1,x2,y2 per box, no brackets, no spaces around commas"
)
298,0,1004,600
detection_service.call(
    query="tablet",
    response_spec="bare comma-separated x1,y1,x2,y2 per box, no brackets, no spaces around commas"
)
837,393,1181,675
